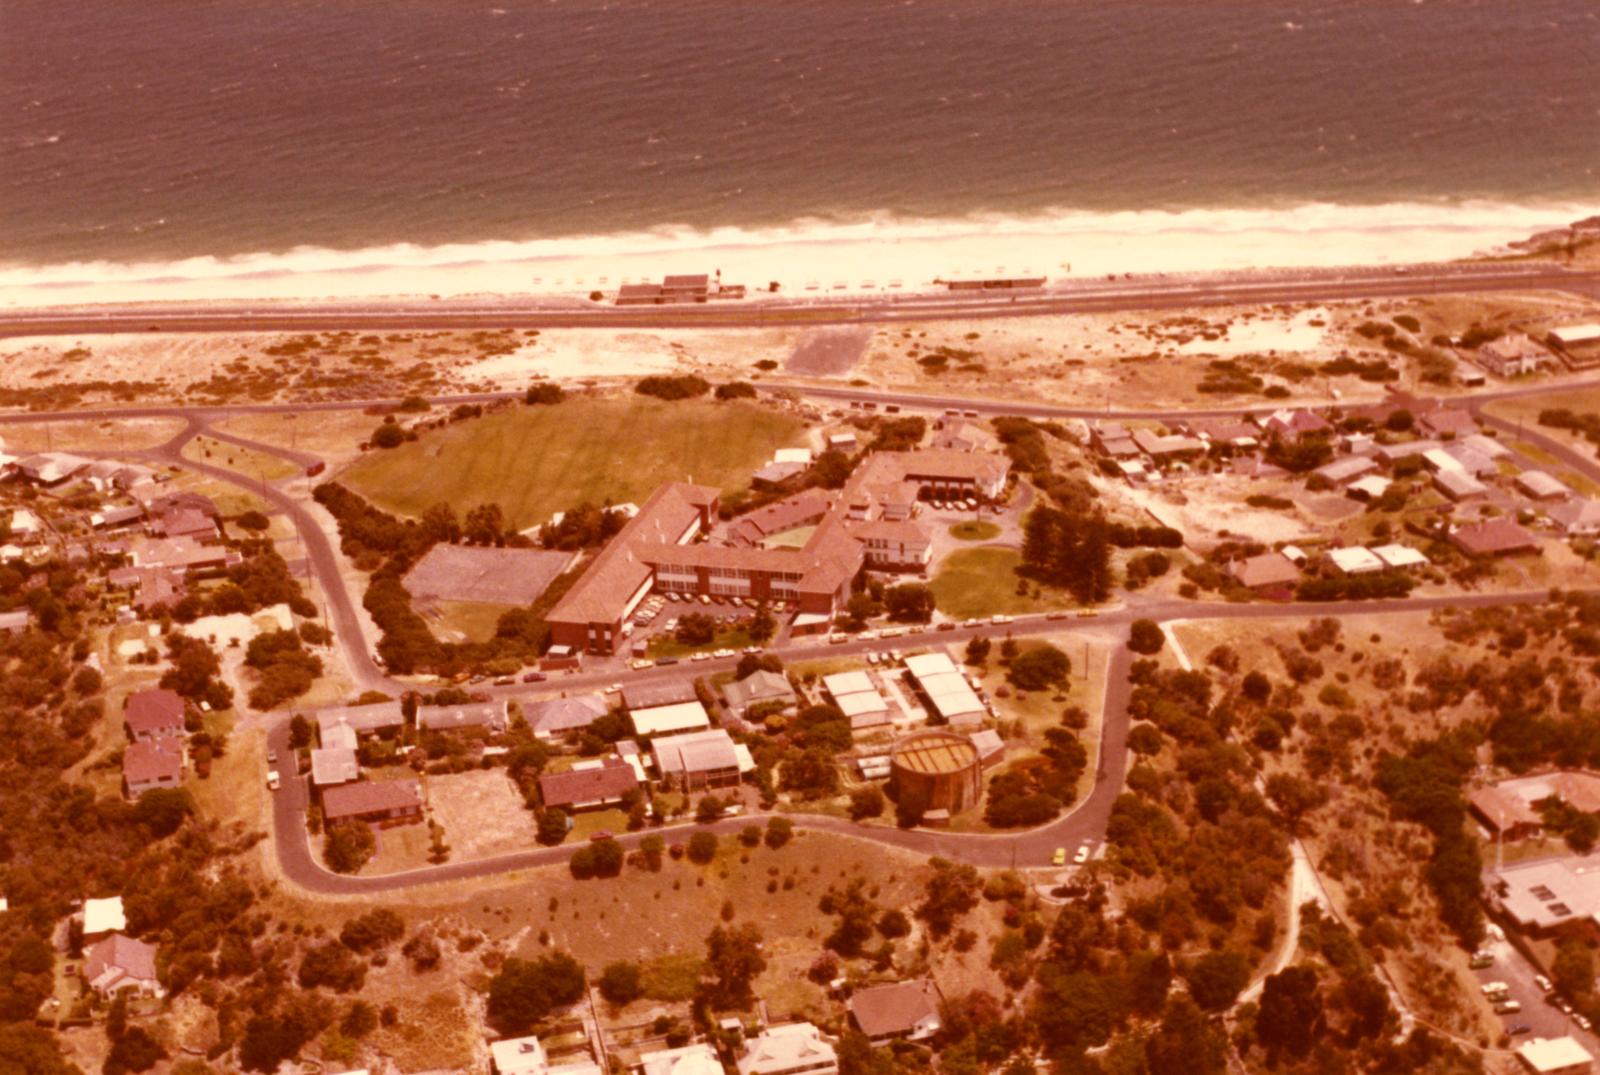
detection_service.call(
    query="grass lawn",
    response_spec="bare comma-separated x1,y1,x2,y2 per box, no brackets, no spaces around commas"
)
649,625,754,659
930,547,1073,620
763,525,816,549
948,520,1001,541
363,821,436,875
425,599,508,643
338,396,806,529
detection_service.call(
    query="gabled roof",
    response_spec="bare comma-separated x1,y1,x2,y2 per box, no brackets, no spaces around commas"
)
725,669,794,711
652,729,741,777
123,736,183,786
418,701,506,733
321,779,422,821
526,693,610,736
1451,517,1540,556
1229,552,1301,589
84,933,158,989
124,688,185,737
538,757,639,808
849,979,941,1039
311,745,360,786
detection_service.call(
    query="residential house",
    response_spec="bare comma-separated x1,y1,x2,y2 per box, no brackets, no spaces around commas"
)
0,609,31,635
1417,407,1477,440
1516,471,1572,502
12,452,91,486
1346,475,1392,502
848,979,943,1044
1131,428,1205,464
1314,456,1379,487
6,508,42,543
124,687,185,742
310,741,360,787
641,1043,723,1075
826,431,858,453
1325,547,1385,576
1370,544,1429,571
651,729,751,790
525,694,610,740
83,934,161,998
321,780,424,826
630,700,712,739
1260,409,1332,441
1451,518,1541,558
316,702,405,741
537,757,639,812
724,669,796,717
123,736,184,799
1433,469,1488,502
1089,423,1140,459
736,1023,839,1075
1548,498,1600,537
1228,552,1301,594
929,419,999,454
418,700,507,736
1183,417,1260,451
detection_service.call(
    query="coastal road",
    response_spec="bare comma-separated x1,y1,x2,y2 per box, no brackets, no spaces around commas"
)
2,263,1596,339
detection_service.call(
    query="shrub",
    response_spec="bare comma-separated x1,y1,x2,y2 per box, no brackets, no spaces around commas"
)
1127,619,1165,655
524,383,564,405
714,381,758,400
687,831,719,864
370,421,405,449
635,374,710,400
599,961,644,1005
324,821,375,874
764,816,794,849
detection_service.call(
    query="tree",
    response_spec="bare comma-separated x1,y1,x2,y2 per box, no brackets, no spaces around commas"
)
964,637,991,666
1007,645,1071,691
103,1026,166,1075
289,713,313,749
1265,772,1327,833
705,923,767,1007
1241,670,1272,703
696,795,727,824
820,879,879,956
765,816,793,849
1127,619,1165,655
748,605,776,643
1555,938,1594,999
340,1001,379,1039
371,421,405,449
1185,949,1251,1011
324,821,376,874
487,952,587,1034
420,502,460,543
133,786,193,837
919,858,980,937
340,908,405,952
1145,995,1224,1075
1256,965,1321,1058
782,747,839,799
525,383,564,405
687,831,719,864
884,583,935,623
599,961,644,1005
849,785,885,821
298,941,366,992
1127,723,1163,757
463,502,507,545
715,381,757,400
675,613,717,646
537,808,570,846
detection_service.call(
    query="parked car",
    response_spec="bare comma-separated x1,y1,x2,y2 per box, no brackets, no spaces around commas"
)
1508,1024,1533,1037
494,676,515,686
266,770,280,791
1535,974,1553,993
522,671,547,683
266,748,278,764
1576,1014,1593,1032
1074,845,1091,865
1494,1000,1522,1015
1051,848,1066,866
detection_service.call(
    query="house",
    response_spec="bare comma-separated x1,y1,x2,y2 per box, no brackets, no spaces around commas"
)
724,669,796,716
1471,772,1600,843
316,702,404,741
1228,552,1301,594
630,700,712,739
1441,444,1498,478
124,687,186,742
1183,417,1259,450
1089,423,1140,459
1314,456,1379,487
12,452,91,486
83,934,161,998
128,535,235,576
826,431,858,453
419,700,507,736
525,694,610,739
124,736,184,798
624,680,701,712
1417,408,1477,439
0,609,31,635
489,1036,548,1075
5,508,42,542
641,1043,723,1075
82,897,126,942
848,979,942,1044
1515,1036,1593,1075
929,419,999,454
751,461,808,489
1451,518,1540,558
1260,409,1331,441
736,1023,839,1075
90,505,145,531
1548,498,1600,537
1461,433,1512,461
1131,428,1205,463
651,728,751,790
1517,471,1572,502
1469,783,1545,842
538,757,639,811
311,744,361,787
1370,544,1429,571
1432,469,1488,502
1477,334,1554,378
1346,475,1392,502
1325,547,1385,576
321,779,424,825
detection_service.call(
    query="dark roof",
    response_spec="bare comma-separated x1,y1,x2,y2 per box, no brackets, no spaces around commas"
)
84,933,158,986
849,979,941,1038
321,780,422,821
125,688,185,736
623,679,700,712
123,736,183,785
1451,518,1540,556
538,758,639,808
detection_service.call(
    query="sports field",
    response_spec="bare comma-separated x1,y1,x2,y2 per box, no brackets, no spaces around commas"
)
339,397,806,529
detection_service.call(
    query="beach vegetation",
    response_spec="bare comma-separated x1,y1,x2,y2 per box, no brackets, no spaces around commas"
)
636,374,710,400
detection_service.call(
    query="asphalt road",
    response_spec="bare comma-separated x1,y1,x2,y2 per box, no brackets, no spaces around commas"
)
2,263,1595,340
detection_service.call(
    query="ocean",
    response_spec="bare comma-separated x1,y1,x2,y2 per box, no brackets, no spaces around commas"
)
1,0,1597,304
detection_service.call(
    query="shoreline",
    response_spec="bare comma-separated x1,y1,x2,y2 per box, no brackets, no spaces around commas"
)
3,200,1597,312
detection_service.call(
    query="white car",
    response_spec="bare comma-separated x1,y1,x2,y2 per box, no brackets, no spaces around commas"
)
266,770,281,791
1535,974,1554,993
1073,845,1091,865
691,651,712,662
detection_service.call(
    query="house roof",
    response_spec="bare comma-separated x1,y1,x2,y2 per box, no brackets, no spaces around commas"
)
1315,456,1378,483
726,492,832,547
1433,469,1487,499
849,979,941,1039
311,746,360,786
1419,408,1477,437
725,670,794,710
125,688,185,737
1515,1037,1593,1073
1370,544,1429,569
418,701,506,733
630,701,711,738
123,736,183,786
623,679,700,712
488,1036,546,1075
1516,471,1571,499
1229,552,1301,590
641,1043,721,1075
969,729,1005,762
1452,518,1540,556
652,729,742,777
823,670,876,697
538,757,639,808
1549,497,1600,532
738,1024,837,1075
526,693,610,736
316,702,404,739
1327,546,1385,574
321,779,422,822
84,933,158,988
